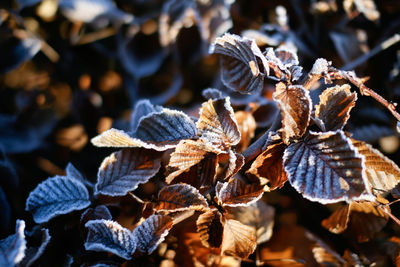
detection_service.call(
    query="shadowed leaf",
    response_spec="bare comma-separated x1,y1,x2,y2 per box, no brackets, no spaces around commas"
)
247,139,288,190
273,82,312,144
95,148,161,196
283,131,371,204
0,220,26,265
155,184,208,212
322,201,388,242
221,217,257,259
196,210,224,248
81,205,112,225
21,228,51,267
315,84,357,131
234,111,257,153
133,214,173,254
130,100,162,132
217,151,245,181
216,178,264,207
197,97,240,152
211,33,269,94
85,220,136,260
26,176,90,223
351,139,400,196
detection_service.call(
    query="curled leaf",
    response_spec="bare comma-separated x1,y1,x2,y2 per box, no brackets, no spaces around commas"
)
196,210,224,248
273,82,312,144
283,131,371,204
85,220,136,260
133,214,173,254
26,176,90,223
197,97,240,152
21,228,51,267
247,138,288,190
211,33,269,94
130,100,162,133
322,201,388,242
216,178,264,207
234,111,257,153
95,148,161,196
155,183,208,212
81,205,112,224
315,84,357,131
0,220,26,265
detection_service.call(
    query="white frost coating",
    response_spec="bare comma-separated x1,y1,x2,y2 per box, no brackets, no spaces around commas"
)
23,228,51,267
26,176,91,223
0,220,26,265
85,220,136,260
133,215,172,254
310,58,330,75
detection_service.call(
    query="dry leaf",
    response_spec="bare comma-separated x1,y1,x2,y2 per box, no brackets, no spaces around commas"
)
216,178,264,207
196,210,224,249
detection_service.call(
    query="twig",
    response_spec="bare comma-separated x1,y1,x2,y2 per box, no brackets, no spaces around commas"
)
342,34,400,70
77,27,117,45
382,205,400,227
129,192,146,204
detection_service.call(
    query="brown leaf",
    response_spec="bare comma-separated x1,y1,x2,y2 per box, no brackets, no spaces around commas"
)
196,210,224,248
247,139,288,190
234,111,257,153
166,139,218,188
322,201,389,242
315,84,357,131
133,214,173,254
228,199,275,244
351,139,400,196
216,178,264,207
197,97,241,152
283,131,371,204
155,183,209,212
216,150,244,181
221,217,257,259
211,33,269,93
273,82,312,144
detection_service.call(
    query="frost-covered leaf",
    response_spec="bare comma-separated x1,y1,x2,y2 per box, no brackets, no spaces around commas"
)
351,139,400,195
229,200,275,245
216,178,264,207
95,148,161,196
21,228,51,267
85,220,136,260
283,131,371,204
263,47,302,82
217,150,244,181
322,201,388,242
81,205,112,224
210,33,269,94
130,100,162,133
92,108,197,151
247,138,287,190
133,214,173,254
0,220,26,265
196,210,223,248
221,217,257,259
273,82,312,144
59,0,134,26
197,97,240,152
315,84,357,131
26,176,90,223
155,184,208,212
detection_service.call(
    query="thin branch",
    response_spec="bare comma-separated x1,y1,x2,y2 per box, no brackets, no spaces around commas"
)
128,192,146,204
382,206,400,227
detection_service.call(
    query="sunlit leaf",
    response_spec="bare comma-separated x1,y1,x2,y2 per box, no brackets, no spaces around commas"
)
216,178,264,207
351,139,400,195
217,150,245,181
264,47,302,82
247,137,288,190
197,97,240,152
273,82,312,144
234,111,256,153
343,0,380,21
315,84,357,131
196,210,224,248
210,33,269,94
228,199,275,244
322,201,388,242
95,148,161,196
155,183,208,212
221,217,257,259
283,131,371,204
85,220,136,260
92,108,197,151
133,214,173,254
26,176,90,223
0,220,26,265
